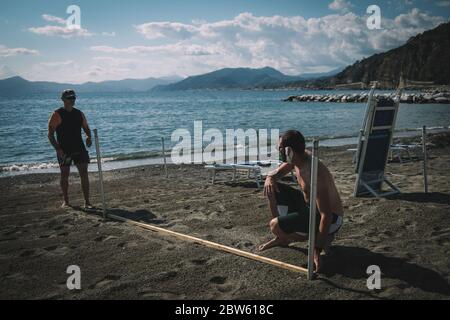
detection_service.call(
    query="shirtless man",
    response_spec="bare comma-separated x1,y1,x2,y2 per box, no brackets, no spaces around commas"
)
259,130,344,272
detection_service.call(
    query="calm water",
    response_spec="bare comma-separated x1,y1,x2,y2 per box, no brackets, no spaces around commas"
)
1,89,449,174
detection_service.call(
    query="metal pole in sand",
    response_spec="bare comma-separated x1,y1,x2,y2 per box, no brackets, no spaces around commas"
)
307,140,319,280
94,129,107,220
256,130,260,162
422,126,428,193
161,137,168,178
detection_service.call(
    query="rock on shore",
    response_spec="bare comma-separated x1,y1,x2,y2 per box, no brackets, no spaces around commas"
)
284,91,450,104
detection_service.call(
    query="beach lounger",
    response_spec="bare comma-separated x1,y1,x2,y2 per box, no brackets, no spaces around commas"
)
205,160,295,189
348,143,422,164
205,163,264,188
388,143,422,163
353,85,402,197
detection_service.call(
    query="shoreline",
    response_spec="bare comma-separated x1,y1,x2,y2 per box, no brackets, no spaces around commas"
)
1,127,449,177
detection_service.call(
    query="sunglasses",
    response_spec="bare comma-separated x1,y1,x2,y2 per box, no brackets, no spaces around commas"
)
65,97,76,101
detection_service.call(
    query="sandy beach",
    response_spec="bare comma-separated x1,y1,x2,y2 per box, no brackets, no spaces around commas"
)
1,133,449,300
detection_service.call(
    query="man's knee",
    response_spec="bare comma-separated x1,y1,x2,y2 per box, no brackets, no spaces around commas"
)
77,164,89,177
269,218,279,232
60,168,70,180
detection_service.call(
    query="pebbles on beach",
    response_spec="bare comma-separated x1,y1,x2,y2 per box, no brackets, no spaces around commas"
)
284,91,450,104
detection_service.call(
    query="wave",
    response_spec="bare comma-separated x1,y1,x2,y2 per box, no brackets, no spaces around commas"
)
2,125,448,175
0,157,116,173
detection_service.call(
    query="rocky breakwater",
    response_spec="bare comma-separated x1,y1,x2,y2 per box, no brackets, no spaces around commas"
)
283,91,450,104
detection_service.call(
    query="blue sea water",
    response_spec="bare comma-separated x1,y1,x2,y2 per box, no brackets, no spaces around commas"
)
0,89,449,175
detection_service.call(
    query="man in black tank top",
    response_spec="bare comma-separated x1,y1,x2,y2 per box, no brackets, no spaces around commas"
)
48,90,93,209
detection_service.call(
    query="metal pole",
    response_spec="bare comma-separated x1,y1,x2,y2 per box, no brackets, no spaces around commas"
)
256,130,260,162
307,140,319,280
422,126,428,193
94,129,107,220
161,137,168,178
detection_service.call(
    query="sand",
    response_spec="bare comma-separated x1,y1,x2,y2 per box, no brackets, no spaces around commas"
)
1,133,450,300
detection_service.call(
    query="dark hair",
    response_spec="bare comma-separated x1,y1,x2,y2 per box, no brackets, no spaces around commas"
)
279,130,306,155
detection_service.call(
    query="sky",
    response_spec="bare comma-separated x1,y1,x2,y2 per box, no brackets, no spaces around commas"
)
0,0,449,83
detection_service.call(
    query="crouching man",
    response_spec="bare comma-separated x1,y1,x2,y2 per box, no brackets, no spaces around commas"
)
259,130,344,273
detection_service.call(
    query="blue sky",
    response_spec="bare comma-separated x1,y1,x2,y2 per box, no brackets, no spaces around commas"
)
0,0,449,83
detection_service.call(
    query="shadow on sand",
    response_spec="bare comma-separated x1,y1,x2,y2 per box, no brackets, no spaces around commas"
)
290,245,450,297
386,192,450,205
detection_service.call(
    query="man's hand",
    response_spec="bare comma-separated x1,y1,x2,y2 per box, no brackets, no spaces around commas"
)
264,176,279,198
56,148,65,158
86,137,92,148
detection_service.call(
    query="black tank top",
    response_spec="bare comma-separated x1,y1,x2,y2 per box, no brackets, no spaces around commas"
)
55,107,86,154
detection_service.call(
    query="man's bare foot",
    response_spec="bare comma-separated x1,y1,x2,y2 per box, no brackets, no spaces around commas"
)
61,202,70,208
83,202,94,210
258,237,288,251
321,234,335,256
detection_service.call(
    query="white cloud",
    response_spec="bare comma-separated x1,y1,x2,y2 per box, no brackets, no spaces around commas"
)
29,14,92,38
134,21,198,40
90,43,219,56
28,14,115,38
123,10,446,76
42,14,66,25
328,0,353,13
0,45,39,58
28,25,92,38
21,9,447,82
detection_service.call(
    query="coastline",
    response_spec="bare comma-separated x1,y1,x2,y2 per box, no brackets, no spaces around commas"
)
2,127,449,177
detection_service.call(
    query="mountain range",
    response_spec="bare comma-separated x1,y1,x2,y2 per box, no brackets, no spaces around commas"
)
0,75,182,97
306,21,450,88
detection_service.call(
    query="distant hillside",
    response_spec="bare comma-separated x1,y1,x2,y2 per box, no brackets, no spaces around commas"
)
0,76,182,96
152,67,305,91
313,21,450,88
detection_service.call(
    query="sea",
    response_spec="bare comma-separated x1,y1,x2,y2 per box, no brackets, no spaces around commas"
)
1,89,449,176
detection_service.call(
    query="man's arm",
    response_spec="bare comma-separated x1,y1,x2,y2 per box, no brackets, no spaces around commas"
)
267,162,294,180
264,162,294,198
48,112,63,155
81,112,92,147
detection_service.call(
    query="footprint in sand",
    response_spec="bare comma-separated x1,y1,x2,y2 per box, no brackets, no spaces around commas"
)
44,245,70,256
18,249,36,257
117,241,139,249
90,275,121,289
190,259,208,266
139,289,186,299
210,276,227,284
152,270,178,281
234,241,254,249
209,276,238,295
94,235,118,242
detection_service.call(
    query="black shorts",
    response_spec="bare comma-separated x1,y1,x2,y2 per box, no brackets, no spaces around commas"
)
57,150,90,166
275,183,343,235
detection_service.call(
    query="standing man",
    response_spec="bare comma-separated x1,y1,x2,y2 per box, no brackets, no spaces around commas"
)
48,89,93,209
